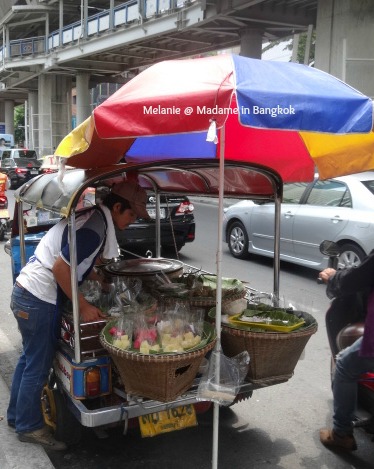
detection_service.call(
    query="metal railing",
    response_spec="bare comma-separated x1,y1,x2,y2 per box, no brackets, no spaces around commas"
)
0,0,188,61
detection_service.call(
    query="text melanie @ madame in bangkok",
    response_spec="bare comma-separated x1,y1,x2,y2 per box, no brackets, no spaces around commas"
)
143,105,296,118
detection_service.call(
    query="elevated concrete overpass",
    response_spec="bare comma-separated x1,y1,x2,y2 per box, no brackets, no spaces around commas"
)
0,1,317,90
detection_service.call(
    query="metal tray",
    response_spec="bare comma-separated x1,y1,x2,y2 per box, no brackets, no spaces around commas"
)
104,258,184,276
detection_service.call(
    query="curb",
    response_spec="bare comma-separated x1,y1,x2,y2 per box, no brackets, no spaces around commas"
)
0,329,54,469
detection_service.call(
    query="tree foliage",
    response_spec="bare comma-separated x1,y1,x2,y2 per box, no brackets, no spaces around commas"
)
285,31,316,65
14,105,25,146
263,31,315,66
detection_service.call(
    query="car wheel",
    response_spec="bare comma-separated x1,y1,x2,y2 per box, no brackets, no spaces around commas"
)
338,243,366,269
228,221,250,259
10,178,18,190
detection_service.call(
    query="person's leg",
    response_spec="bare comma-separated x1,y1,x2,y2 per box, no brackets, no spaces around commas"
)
7,352,26,427
332,337,374,435
320,337,374,450
7,284,56,433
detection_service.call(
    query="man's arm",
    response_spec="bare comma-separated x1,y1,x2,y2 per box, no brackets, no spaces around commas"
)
52,256,105,322
321,253,374,299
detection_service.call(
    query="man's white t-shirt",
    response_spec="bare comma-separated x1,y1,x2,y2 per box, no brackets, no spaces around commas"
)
17,205,119,304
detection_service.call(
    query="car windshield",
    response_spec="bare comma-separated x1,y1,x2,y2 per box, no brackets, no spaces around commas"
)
16,150,37,159
1,150,37,159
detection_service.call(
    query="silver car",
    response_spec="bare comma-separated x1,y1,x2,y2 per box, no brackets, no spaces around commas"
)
223,172,374,270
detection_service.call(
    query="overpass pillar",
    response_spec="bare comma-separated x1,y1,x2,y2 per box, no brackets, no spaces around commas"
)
4,100,15,136
38,75,53,156
0,103,4,128
76,73,91,125
28,91,38,151
53,75,72,150
240,28,263,58
37,74,72,157
315,0,374,97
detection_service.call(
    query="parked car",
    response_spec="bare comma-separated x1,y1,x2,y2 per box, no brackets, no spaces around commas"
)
116,194,195,255
79,188,195,255
7,186,196,255
0,148,41,189
223,172,374,270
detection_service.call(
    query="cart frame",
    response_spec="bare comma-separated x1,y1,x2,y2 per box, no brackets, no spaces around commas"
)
11,157,287,443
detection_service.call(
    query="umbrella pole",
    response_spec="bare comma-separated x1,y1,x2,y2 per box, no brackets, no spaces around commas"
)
273,196,281,305
212,124,225,469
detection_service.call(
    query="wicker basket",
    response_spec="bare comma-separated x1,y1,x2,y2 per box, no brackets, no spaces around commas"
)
100,324,216,402
220,311,317,384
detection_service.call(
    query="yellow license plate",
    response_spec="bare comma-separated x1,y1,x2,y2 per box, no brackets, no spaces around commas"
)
0,209,9,218
139,404,197,438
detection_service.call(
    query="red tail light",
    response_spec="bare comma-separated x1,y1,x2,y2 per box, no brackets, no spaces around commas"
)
84,366,101,398
15,168,28,174
175,201,194,215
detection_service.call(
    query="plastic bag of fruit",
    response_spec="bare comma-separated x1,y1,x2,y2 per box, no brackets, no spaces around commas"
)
108,315,134,350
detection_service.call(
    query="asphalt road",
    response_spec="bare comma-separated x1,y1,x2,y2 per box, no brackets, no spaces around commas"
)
0,197,373,468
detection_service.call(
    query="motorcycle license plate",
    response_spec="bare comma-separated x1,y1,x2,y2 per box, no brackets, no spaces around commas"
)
0,209,9,218
139,404,197,437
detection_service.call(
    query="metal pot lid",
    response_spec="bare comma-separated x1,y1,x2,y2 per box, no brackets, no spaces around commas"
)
104,258,184,276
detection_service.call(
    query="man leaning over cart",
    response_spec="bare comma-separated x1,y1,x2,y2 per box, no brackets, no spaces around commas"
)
7,181,149,450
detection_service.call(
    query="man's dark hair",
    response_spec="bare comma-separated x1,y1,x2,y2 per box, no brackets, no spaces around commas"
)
102,192,131,213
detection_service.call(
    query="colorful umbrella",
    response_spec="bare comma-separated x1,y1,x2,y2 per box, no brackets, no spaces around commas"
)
56,54,374,182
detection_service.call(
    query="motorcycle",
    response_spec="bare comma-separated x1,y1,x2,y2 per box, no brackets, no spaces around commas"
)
319,240,374,433
0,173,10,241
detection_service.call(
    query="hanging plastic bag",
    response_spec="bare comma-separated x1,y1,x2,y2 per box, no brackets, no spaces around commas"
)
133,313,159,353
109,315,134,350
197,348,250,406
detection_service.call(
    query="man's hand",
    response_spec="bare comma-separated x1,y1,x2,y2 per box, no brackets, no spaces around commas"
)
79,301,106,323
318,267,336,284
52,256,107,323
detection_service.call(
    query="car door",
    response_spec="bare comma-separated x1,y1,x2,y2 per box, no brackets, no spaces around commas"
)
292,179,351,263
249,182,308,258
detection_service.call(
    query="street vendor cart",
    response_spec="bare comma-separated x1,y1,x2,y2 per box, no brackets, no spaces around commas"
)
10,158,317,445
7,53,374,467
